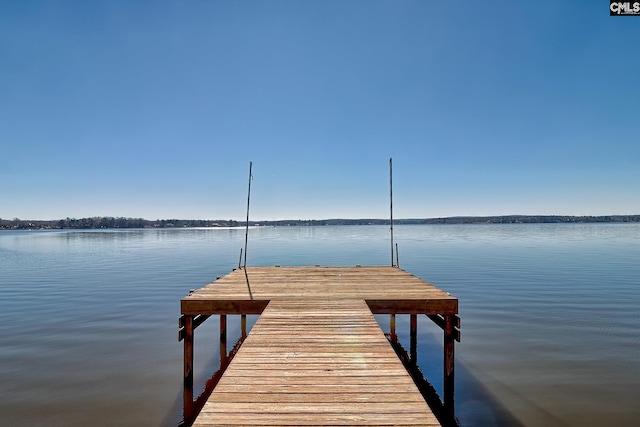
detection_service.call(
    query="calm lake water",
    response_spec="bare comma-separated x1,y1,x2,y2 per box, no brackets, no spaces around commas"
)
0,224,638,426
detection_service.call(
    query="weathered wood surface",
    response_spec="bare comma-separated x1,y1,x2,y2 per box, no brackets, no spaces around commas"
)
181,266,457,315
192,299,441,426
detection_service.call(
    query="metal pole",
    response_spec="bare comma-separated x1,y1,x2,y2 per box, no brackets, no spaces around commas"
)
390,158,394,267
243,161,252,269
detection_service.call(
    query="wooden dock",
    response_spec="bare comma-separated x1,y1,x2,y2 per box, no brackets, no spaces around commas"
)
179,266,460,426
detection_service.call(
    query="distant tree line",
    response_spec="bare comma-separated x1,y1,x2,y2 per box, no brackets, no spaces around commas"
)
0,217,241,230
255,215,640,226
415,215,640,224
1,215,638,230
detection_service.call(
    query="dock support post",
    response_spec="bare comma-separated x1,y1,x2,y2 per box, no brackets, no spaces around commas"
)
183,315,194,424
241,314,247,340
410,314,417,365
220,315,227,365
390,314,397,342
444,314,455,419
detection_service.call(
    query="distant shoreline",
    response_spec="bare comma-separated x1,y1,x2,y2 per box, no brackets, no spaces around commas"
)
1,215,638,230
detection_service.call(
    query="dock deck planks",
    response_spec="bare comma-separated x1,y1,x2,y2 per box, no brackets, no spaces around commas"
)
182,266,458,426
193,299,440,426
181,266,458,315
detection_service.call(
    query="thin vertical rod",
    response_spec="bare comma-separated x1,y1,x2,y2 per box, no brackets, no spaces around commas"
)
243,161,252,269
389,157,394,267
238,248,243,270
396,243,400,269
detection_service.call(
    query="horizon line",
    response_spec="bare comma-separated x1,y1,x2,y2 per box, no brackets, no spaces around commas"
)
3,214,640,222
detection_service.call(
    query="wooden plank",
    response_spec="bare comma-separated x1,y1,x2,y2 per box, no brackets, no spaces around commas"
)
210,392,426,404
194,413,440,426
230,356,400,363
200,402,438,414
221,369,410,377
208,384,421,394
217,376,422,388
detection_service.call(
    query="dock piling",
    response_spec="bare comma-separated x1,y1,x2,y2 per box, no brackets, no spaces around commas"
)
219,315,227,365
182,315,194,424
410,313,418,365
444,314,456,418
241,314,247,340
390,313,397,342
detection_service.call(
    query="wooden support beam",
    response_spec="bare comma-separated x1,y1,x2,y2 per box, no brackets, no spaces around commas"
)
427,314,461,342
220,314,227,366
410,313,417,365
183,315,194,424
390,313,397,342
179,314,210,341
241,314,247,340
444,314,455,419
427,314,461,330
428,314,444,329
181,299,269,315
367,299,458,315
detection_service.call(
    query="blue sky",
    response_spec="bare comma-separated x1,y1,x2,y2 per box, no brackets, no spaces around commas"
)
1,1,638,220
